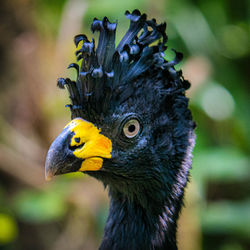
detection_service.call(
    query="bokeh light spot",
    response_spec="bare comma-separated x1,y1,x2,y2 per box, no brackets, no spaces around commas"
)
201,83,235,120
0,213,18,244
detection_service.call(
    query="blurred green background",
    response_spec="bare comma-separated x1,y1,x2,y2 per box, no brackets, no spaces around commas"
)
0,0,249,249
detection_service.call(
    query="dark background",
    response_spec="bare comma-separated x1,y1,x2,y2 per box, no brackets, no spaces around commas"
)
0,0,249,249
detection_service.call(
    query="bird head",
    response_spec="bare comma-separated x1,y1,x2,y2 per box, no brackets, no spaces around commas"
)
45,10,195,204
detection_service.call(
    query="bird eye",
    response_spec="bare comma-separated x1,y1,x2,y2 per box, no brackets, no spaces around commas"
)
123,119,140,138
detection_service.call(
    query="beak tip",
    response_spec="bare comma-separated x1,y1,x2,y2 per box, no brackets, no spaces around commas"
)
45,169,54,181
45,156,55,181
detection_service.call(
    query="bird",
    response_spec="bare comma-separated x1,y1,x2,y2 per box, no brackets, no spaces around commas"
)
45,9,196,250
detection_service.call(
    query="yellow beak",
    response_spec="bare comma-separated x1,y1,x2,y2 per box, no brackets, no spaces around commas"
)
45,118,112,180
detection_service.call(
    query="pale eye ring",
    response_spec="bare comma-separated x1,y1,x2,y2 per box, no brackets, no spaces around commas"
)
123,119,140,138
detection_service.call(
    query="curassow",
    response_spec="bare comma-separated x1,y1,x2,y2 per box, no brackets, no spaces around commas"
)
45,10,196,250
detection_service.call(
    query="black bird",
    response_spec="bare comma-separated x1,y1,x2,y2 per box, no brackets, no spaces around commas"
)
45,10,196,250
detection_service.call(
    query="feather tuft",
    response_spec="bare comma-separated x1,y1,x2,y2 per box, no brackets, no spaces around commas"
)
58,10,189,119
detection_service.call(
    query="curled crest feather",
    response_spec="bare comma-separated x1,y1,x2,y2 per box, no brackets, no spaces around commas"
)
58,9,190,120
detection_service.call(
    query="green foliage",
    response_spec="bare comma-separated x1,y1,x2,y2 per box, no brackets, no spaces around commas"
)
33,0,67,37
85,0,148,22
193,147,249,182
202,200,250,238
13,189,67,223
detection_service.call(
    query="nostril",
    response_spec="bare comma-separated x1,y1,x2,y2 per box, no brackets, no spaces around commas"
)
69,142,85,151
74,137,80,143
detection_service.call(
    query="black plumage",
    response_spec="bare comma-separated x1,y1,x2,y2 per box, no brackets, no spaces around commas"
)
50,9,196,250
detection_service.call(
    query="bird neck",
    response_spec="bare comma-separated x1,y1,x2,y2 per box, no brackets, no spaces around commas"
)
99,189,179,250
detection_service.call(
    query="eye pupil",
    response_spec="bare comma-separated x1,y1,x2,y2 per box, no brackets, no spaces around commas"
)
128,124,135,133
